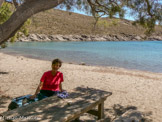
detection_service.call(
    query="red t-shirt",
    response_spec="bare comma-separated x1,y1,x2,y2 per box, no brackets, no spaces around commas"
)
40,71,63,91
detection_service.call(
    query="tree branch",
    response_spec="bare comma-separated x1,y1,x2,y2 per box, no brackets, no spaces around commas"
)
0,0,4,6
0,0,64,45
12,0,19,8
145,0,154,17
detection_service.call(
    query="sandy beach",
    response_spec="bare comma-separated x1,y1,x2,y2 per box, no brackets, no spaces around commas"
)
0,52,162,121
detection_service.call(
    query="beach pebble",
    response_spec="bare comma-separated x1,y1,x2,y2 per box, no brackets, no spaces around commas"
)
114,110,144,122
79,62,86,65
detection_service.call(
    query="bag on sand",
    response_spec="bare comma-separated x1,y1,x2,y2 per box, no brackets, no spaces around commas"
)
8,91,69,110
8,94,38,110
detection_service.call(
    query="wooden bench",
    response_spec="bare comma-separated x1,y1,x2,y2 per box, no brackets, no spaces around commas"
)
1,87,112,121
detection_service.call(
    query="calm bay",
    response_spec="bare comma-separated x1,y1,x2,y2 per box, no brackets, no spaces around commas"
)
1,41,162,73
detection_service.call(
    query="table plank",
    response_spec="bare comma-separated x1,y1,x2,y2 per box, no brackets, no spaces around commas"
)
1,87,112,121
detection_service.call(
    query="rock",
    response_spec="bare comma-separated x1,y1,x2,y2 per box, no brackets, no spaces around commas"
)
62,36,70,41
19,38,30,42
104,35,113,41
79,62,86,65
134,36,141,40
116,35,128,41
15,33,162,42
72,35,83,41
148,36,162,41
48,35,55,41
55,35,66,41
114,110,144,122
37,34,51,41
81,35,88,38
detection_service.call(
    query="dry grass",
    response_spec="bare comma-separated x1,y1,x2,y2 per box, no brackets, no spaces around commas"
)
28,9,162,36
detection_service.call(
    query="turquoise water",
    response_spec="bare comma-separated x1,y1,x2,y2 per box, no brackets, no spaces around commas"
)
1,41,162,73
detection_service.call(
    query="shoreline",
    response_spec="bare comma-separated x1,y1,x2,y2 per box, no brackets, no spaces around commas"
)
1,52,162,121
2,51,162,74
15,34,162,42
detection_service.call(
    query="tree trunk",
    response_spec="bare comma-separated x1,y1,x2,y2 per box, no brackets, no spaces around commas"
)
0,0,64,45
0,0,4,6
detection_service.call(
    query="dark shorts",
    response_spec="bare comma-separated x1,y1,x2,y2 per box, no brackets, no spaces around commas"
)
40,90,59,97
38,90,59,100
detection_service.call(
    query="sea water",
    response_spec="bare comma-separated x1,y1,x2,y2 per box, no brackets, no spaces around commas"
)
1,41,162,73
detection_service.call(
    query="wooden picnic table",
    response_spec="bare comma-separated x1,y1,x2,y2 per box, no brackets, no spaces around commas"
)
1,87,112,122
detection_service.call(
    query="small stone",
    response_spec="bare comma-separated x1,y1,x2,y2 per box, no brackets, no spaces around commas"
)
79,62,86,65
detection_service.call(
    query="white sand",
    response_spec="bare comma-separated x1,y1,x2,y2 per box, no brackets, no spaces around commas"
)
0,52,162,121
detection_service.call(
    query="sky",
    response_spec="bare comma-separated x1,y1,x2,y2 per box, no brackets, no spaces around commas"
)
57,0,162,22
57,8,135,21
4,0,162,22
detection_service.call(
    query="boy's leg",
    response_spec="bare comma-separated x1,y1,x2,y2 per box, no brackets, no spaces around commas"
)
37,93,48,100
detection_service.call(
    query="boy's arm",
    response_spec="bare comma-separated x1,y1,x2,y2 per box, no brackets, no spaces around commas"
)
59,83,63,92
30,82,43,99
35,82,43,95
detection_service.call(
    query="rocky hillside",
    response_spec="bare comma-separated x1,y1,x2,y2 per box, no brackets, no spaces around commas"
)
29,9,162,36
17,9,162,42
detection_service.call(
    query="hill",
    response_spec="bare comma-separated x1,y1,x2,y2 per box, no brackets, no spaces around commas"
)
28,9,162,36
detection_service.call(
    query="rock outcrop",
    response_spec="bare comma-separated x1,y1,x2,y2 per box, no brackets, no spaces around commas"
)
16,34,162,42
114,110,151,122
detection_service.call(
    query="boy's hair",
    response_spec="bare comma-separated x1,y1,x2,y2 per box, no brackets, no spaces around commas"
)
52,59,62,67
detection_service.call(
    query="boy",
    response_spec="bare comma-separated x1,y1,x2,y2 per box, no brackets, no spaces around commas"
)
30,59,64,100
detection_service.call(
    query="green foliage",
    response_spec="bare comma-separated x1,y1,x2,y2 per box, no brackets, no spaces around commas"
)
126,0,162,35
0,43,7,48
97,19,119,28
10,34,17,43
0,2,31,48
19,19,31,36
132,21,137,26
61,0,161,35
0,2,12,24
112,19,119,26
9,19,31,43
97,19,109,28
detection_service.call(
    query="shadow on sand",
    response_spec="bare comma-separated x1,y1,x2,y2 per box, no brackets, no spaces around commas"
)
1,87,111,122
0,87,152,122
0,95,12,113
0,72,9,75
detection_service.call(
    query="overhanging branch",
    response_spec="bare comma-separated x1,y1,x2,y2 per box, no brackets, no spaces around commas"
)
145,0,154,17
0,0,64,45
13,0,19,8
0,0,4,6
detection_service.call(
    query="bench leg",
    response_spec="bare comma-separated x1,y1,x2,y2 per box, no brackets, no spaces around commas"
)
98,102,104,120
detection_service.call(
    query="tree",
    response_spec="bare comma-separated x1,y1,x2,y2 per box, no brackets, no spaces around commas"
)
0,1,31,48
125,0,162,34
0,0,162,46
0,0,64,46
